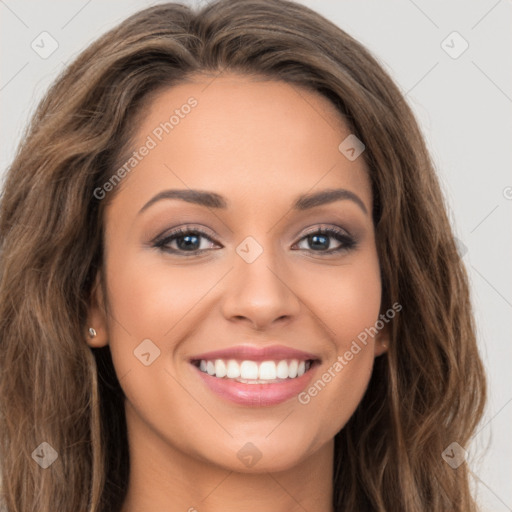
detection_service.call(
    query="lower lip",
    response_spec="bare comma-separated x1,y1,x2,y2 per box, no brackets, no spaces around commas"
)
192,362,318,407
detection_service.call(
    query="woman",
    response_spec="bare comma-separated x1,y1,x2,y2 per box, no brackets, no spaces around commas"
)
0,0,486,510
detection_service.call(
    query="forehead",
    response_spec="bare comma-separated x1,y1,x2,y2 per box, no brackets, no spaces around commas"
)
110,73,371,215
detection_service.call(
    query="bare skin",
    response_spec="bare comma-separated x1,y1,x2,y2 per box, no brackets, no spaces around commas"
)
87,73,389,512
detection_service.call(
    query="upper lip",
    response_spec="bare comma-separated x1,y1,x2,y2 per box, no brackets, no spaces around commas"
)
190,345,321,363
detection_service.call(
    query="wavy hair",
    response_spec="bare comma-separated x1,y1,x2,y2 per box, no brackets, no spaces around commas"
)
0,0,486,510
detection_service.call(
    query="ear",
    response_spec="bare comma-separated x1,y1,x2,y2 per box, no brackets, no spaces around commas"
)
373,321,390,357
85,272,109,348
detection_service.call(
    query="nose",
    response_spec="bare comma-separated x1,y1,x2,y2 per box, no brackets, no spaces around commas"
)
220,246,301,331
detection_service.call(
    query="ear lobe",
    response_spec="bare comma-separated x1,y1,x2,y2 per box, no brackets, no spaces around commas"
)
85,273,109,348
374,322,390,357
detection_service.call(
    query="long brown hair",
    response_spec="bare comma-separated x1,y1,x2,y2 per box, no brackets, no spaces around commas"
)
0,1,486,510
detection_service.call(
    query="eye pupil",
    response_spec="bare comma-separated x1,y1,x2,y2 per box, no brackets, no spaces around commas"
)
178,234,200,251
309,233,329,250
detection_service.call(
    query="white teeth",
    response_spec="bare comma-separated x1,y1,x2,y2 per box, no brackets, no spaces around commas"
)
214,359,227,378
276,360,289,379
288,359,298,378
258,361,276,380
196,357,314,381
226,359,240,379
240,360,259,380
206,361,215,376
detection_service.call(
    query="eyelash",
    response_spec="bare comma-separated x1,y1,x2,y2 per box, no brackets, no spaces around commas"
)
153,224,357,257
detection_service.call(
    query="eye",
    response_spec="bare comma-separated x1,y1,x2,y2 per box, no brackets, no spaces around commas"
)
153,226,220,255
293,226,356,254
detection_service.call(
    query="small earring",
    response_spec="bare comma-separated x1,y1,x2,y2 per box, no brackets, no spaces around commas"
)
88,327,97,338
381,342,388,349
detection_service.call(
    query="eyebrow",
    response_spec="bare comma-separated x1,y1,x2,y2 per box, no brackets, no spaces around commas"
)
139,187,368,215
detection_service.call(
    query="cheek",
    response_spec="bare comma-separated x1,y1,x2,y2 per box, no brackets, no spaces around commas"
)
306,252,382,347
297,251,381,427
103,249,225,393
105,250,216,339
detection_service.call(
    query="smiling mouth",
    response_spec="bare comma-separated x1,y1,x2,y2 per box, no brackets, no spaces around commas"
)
190,358,319,384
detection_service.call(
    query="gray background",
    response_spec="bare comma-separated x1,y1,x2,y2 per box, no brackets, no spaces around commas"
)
1,0,511,510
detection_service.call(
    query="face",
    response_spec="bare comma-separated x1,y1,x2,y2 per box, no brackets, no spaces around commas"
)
87,73,388,474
